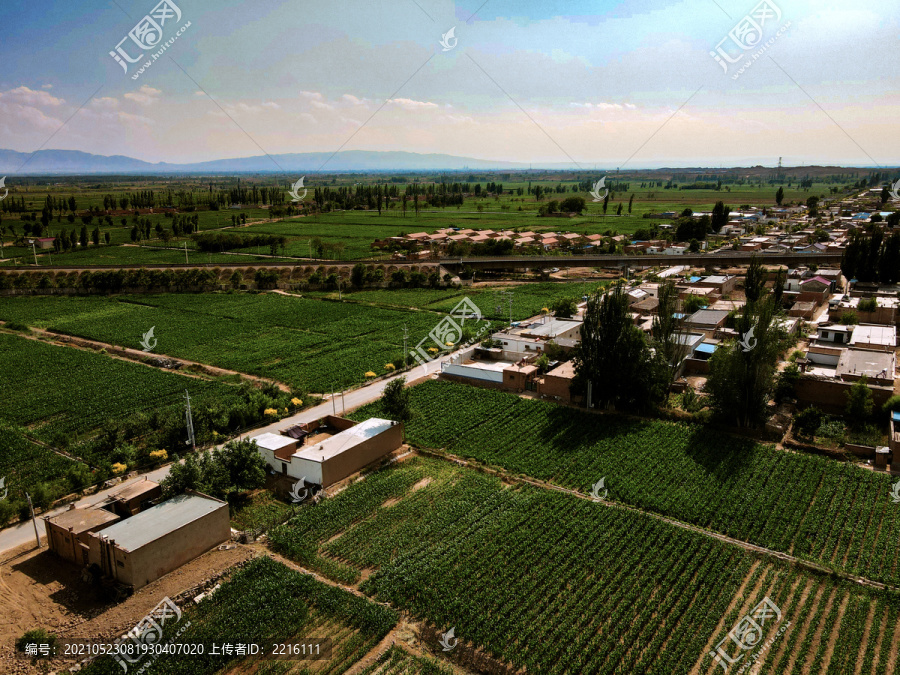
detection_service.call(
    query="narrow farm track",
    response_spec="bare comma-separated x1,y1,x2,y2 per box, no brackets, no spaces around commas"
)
414,448,900,594
0,322,292,391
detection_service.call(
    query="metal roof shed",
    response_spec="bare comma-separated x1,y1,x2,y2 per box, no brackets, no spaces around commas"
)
88,492,230,589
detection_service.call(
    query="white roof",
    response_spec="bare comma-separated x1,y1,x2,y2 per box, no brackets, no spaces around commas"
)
294,418,395,463
850,325,896,347
250,432,296,452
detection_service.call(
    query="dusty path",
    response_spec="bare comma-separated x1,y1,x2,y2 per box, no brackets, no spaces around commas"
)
0,322,291,392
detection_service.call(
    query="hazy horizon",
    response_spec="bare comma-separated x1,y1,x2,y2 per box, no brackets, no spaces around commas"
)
2,0,899,171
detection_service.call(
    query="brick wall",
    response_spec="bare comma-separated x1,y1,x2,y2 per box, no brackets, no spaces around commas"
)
795,376,893,415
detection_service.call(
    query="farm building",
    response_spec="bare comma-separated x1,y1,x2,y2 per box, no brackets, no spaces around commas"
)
44,479,162,566
45,506,122,566
87,491,230,590
253,415,403,488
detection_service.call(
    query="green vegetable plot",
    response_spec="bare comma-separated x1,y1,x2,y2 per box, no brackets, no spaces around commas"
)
350,380,900,587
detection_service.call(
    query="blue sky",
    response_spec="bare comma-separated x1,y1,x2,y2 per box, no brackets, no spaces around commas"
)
0,0,898,167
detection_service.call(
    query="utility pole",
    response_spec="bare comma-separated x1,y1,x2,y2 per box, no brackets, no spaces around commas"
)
30,241,38,266
341,390,346,416
184,390,196,450
402,325,409,368
25,492,40,548
184,241,189,264
331,386,336,415
498,290,514,326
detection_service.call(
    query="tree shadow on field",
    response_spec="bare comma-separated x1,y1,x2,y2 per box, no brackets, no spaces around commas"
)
535,404,648,456
683,424,756,481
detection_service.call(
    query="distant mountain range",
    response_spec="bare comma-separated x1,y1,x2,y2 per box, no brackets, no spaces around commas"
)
0,149,553,175
0,148,885,175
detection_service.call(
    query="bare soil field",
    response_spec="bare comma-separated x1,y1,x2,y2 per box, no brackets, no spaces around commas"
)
0,540,255,674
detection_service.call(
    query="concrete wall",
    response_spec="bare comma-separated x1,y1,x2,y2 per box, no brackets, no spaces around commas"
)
285,456,324,484
440,372,507,391
806,345,842,366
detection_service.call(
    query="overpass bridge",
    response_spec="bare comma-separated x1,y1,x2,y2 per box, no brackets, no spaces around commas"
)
0,251,842,275
439,251,844,272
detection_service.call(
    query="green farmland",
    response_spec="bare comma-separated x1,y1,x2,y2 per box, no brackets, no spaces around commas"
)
269,455,899,674
0,293,453,392
349,380,900,587
0,179,844,268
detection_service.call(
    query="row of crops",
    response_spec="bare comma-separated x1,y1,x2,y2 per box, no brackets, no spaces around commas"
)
358,646,454,675
0,293,451,392
0,421,74,502
349,381,900,587
313,281,609,320
79,556,398,675
269,456,900,674
0,333,242,442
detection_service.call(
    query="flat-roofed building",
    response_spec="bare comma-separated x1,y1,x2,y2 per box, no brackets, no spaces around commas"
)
254,417,402,488
836,349,896,384
282,418,402,487
45,506,122,566
87,492,230,589
850,325,897,352
685,309,729,335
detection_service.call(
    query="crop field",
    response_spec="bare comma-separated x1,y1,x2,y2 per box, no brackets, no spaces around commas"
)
269,456,899,674
0,293,454,392
0,245,294,267
79,556,398,675
0,421,74,501
349,381,900,587
0,179,842,268
0,206,278,267
313,280,608,321
0,332,240,442
358,647,454,675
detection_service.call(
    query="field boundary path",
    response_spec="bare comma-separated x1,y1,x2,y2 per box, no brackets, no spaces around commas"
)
415,447,900,594
0,322,292,391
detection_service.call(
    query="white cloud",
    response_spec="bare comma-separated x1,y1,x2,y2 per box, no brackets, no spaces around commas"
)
389,98,439,110
0,86,64,107
124,85,163,105
341,94,368,105
92,97,120,109
569,102,637,110
41,84,53,90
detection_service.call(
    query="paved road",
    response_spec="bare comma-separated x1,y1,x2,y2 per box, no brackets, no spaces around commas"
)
0,356,448,557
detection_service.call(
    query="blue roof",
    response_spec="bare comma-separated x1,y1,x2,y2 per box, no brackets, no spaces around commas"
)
695,343,717,355
892,411,900,422
688,276,701,282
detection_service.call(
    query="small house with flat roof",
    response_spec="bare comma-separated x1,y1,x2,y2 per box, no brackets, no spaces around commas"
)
87,491,230,590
